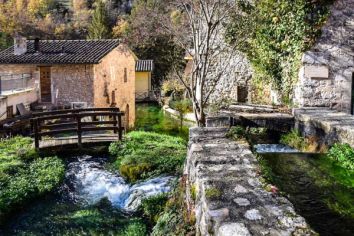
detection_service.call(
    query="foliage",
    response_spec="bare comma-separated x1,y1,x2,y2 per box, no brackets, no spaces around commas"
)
88,0,111,39
170,99,193,131
227,126,247,140
226,0,334,102
205,187,222,200
162,77,185,97
120,221,147,236
280,129,309,151
141,193,169,223
109,131,187,182
151,180,195,236
134,104,189,140
327,143,354,170
0,136,65,221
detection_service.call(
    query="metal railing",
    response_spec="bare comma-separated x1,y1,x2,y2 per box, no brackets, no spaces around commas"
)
0,73,34,95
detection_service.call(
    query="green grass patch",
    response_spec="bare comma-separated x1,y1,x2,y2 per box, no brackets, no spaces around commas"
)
327,143,354,171
109,131,187,182
0,136,65,222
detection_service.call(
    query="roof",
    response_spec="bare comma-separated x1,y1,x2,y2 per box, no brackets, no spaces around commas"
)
0,39,121,64
136,60,154,72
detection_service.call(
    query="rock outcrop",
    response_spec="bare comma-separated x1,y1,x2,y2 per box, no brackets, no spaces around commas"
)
184,127,315,236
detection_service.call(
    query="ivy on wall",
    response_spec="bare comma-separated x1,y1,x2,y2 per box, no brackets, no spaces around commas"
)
226,0,334,104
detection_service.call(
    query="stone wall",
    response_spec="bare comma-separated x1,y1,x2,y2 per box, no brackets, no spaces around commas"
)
207,50,253,105
185,128,314,236
294,0,354,113
52,64,94,107
93,44,136,127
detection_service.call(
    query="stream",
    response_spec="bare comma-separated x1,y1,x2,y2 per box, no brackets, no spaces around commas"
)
2,155,175,235
255,144,354,236
1,104,186,235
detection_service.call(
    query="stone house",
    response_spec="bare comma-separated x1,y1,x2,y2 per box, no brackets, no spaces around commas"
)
294,0,354,114
0,38,136,127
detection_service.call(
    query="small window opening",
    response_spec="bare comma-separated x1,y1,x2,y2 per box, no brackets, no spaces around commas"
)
124,68,128,83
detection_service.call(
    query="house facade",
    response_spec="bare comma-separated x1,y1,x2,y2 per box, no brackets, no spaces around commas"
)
135,60,154,101
0,38,136,127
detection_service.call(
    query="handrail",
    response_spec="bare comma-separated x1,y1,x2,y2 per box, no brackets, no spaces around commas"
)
31,108,125,149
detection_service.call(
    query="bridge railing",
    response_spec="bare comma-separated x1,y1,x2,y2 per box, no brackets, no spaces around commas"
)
30,108,125,149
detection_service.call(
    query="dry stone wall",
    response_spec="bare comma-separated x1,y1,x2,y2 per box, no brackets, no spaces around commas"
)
294,0,354,113
185,128,315,236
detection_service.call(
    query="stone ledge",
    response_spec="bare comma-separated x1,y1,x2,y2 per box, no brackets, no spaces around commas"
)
185,128,316,236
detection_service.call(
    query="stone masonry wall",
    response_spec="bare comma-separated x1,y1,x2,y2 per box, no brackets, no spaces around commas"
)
294,0,354,113
93,44,136,127
52,64,94,107
185,128,315,236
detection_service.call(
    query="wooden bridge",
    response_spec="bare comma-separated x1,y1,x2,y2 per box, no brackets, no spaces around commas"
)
31,108,125,149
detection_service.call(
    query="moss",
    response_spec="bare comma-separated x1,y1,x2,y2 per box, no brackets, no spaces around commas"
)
109,131,187,183
227,126,247,140
190,184,197,201
205,187,222,200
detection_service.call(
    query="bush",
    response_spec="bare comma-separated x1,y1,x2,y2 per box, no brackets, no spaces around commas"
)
280,129,308,151
0,137,65,221
327,143,354,170
227,126,247,140
141,193,169,223
120,222,147,236
109,131,187,182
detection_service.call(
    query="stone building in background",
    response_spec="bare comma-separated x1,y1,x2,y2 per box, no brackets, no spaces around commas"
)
294,0,354,114
0,38,137,127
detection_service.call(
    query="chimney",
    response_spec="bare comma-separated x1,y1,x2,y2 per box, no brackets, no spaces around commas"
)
14,35,27,55
34,38,40,52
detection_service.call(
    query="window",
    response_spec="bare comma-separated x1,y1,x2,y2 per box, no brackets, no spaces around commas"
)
124,68,128,83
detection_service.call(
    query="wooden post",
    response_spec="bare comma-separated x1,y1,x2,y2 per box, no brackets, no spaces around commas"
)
77,114,82,148
118,113,122,141
33,118,39,149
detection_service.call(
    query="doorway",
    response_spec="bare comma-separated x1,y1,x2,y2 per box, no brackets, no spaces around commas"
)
40,66,51,103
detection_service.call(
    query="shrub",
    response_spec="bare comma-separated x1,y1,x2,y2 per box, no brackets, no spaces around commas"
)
141,193,169,223
280,129,308,151
0,137,65,221
227,126,246,140
120,222,147,236
327,143,354,170
109,131,187,182
205,187,222,200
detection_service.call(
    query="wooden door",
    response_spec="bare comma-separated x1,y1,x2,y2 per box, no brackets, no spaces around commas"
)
40,67,51,102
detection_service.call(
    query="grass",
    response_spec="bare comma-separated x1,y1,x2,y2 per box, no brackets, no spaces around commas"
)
0,136,65,223
327,143,354,170
109,131,187,182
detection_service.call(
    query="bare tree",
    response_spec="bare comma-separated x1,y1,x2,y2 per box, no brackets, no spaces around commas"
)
171,0,239,127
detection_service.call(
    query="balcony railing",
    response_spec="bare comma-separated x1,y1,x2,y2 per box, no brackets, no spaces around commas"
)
0,74,35,96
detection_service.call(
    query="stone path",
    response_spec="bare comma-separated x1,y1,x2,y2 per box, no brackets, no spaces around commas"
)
294,107,354,147
185,128,315,236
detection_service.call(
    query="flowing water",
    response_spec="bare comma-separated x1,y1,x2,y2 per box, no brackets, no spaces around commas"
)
2,155,175,235
258,148,354,236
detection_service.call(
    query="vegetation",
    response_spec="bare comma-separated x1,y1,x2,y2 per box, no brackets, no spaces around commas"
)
327,143,354,170
0,137,65,222
141,193,169,224
280,129,309,151
87,0,110,39
226,0,334,103
151,181,195,236
109,131,187,182
227,126,247,140
169,99,193,130
134,104,189,140
205,187,222,200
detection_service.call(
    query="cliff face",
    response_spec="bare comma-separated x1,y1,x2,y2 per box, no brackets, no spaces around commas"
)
294,0,354,113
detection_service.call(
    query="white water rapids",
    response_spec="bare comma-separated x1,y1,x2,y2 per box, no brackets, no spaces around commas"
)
255,144,300,153
65,156,175,212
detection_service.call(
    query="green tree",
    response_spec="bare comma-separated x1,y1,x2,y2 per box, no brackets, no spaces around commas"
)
88,0,111,39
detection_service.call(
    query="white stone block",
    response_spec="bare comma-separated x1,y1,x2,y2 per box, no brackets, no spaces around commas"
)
304,65,329,79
